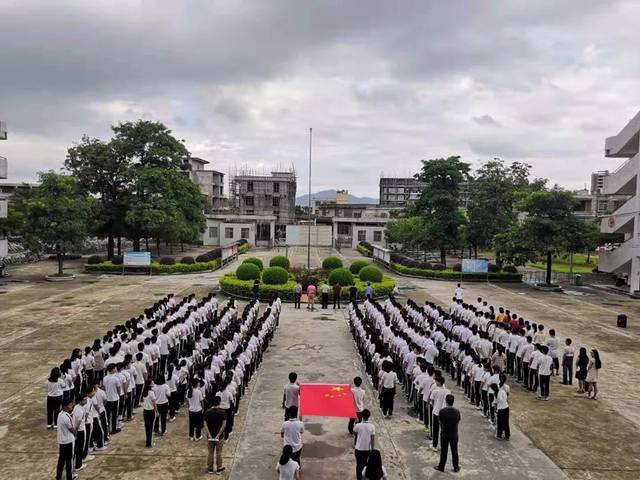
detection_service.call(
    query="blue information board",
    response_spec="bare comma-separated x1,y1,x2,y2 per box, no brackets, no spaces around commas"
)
462,259,488,273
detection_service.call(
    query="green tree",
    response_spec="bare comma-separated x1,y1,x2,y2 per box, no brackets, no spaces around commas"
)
497,189,579,285
9,172,94,276
111,120,191,250
126,168,205,253
467,160,533,257
65,136,131,259
412,156,470,265
384,216,428,252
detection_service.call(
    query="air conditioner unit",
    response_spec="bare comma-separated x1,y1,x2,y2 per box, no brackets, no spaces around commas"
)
0,121,6,140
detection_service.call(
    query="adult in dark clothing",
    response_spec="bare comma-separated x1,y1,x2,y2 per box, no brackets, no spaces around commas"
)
333,283,342,309
575,347,589,394
434,394,460,473
349,285,358,303
252,280,260,300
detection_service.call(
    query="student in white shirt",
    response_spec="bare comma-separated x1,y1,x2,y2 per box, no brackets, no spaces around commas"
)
56,399,76,480
47,367,65,429
72,393,88,472
561,338,574,385
187,378,205,441
353,409,375,480
281,405,305,468
537,345,553,401
378,361,398,418
277,445,301,480
153,374,171,435
348,376,366,435
491,383,510,440
282,372,300,420
141,380,157,448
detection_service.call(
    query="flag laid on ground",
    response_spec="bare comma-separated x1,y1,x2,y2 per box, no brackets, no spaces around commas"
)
299,383,357,418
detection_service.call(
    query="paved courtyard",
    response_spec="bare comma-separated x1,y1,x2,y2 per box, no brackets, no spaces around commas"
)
1,247,639,479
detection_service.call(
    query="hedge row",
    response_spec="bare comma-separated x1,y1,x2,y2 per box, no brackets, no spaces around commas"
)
85,259,221,274
219,273,396,301
357,242,373,257
391,263,522,282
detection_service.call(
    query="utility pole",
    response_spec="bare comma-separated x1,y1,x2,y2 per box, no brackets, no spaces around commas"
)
307,127,312,270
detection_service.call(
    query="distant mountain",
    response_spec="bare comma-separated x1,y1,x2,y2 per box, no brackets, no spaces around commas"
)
296,189,378,206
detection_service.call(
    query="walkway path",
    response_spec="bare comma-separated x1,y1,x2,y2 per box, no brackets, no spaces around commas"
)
231,302,566,479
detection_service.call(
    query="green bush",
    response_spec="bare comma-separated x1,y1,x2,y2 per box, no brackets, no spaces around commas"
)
236,262,261,280
85,259,221,274
269,255,290,270
350,259,370,274
431,263,446,271
87,255,103,265
322,256,343,270
488,263,500,273
358,265,383,283
219,273,395,302
328,267,354,286
452,263,462,272
391,263,522,282
242,256,263,270
262,266,289,285
112,255,123,265
238,243,252,254
159,256,175,265
181,256,195,264
356,245,372,257
502,265,518,273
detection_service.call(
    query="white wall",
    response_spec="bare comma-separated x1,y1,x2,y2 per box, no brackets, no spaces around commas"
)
286,225,333,246
0,239,7,258
351,225,386,248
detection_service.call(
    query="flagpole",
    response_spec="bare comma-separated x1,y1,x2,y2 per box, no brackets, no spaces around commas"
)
307,127,312,271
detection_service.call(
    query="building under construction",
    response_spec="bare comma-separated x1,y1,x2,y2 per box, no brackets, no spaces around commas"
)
228,168,297,240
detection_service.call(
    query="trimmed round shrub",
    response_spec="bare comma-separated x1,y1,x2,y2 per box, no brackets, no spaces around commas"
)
322,256,343,270
236,262,261,280
502,265,518,274
262,266,289,285
350,260,370,274
328,267,354,286
269,255,290,270
111,255,124,265
159,256,175,265
358,265,383,283
181,256,195,265
87,255,103,265
488,263,500,273
422,262,433,270
196,254,210,263
452,263,462,272
242,257,264,271
431,263,446,271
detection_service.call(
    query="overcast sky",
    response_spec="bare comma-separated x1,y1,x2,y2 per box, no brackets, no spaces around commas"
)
1,0,639,197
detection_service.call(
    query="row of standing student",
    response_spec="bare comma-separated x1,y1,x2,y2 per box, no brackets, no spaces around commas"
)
49,292,280,480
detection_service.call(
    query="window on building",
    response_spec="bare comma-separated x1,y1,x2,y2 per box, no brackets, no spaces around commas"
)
225,227,234,239
337,223,350,235
357,230,366,242
273,183,280,193
354,212,362,218
240,228,250,239
247,181,254,192
598,200,608,211
373,231,382,242
245,196,254,206
208,226,218,238
246,210,254,215
272,197,280,207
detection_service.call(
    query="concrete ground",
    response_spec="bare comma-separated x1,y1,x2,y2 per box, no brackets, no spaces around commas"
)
1,247,639,479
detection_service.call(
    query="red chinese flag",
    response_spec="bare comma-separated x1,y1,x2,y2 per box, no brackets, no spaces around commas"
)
299,383,357,418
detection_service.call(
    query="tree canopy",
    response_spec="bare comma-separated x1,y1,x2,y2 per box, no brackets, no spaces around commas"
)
9,172,94,275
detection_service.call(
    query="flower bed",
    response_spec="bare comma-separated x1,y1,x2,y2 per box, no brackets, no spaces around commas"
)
390,262,522,282
219,273,396,301
85,258,221,274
